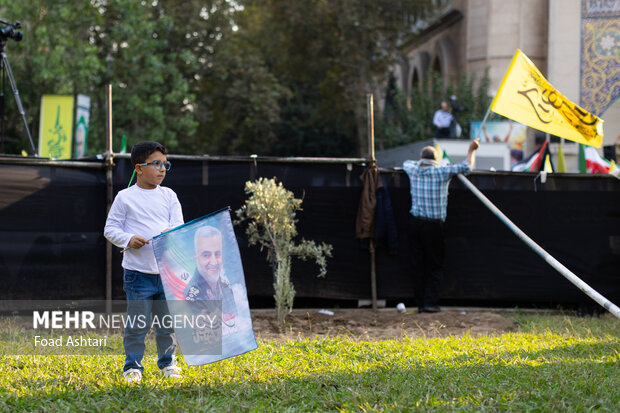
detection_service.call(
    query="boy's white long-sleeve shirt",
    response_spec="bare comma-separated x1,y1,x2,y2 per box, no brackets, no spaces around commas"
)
104,184,184,274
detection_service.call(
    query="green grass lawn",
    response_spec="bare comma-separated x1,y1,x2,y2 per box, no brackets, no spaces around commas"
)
1,312,618,412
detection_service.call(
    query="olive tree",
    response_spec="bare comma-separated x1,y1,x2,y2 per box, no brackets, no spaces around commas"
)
235,178,332,323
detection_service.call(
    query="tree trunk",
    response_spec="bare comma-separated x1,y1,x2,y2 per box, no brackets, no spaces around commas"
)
273,255,294,324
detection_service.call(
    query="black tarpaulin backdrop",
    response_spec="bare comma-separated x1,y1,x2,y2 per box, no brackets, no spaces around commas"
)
1,158,618,307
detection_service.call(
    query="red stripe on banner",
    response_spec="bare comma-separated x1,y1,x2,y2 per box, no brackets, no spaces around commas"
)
160,260,187,299
161,266,186,291
161,259,187,289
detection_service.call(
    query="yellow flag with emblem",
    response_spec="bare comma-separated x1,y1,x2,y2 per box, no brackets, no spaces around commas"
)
490,49,603,147
38,95,75,159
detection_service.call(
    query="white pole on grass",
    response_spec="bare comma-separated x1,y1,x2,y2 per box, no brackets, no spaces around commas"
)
456,174,620,319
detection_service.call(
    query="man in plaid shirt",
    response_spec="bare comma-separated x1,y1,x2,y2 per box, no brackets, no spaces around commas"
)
403,138,479,313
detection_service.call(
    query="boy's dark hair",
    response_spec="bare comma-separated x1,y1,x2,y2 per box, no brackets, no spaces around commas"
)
130,141,167,167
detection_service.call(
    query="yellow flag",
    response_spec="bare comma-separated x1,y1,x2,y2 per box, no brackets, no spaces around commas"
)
38,95,75,159
610,160,617,173
435,143,443,162
557,141,567,172
490,50,603,147
544,154,553,173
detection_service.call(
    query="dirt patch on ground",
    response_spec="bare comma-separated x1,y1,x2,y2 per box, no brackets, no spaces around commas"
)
251,308,516,340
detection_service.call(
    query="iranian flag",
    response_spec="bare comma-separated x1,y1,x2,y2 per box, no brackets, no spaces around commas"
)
579,144,617,174
440,151,453,166
435,144,453,166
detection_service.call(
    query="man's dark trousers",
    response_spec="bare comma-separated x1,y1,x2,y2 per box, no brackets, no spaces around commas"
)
407,215,445,309
435,127,451,139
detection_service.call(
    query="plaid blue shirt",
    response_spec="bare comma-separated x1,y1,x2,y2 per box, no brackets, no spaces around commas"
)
403,160,471,221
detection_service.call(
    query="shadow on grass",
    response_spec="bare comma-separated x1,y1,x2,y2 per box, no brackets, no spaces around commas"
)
2,341,619,412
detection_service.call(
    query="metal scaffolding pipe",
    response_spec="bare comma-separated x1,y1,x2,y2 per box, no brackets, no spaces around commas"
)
457,173,620,319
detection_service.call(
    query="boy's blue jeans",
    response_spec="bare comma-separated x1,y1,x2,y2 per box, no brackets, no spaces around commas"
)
123,269,177,373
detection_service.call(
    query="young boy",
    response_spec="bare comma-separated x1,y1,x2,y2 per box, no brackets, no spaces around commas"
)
104,141,184,383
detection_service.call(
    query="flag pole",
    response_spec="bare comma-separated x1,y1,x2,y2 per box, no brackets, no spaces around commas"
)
457,174,620,319
367,93,378,311
105,84,114,314
474,107,492,141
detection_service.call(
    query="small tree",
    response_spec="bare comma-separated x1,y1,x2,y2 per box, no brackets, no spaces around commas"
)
235,178,333,324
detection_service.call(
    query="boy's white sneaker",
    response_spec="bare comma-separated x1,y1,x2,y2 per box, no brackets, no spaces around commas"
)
160,365,183,379
123,368,142,383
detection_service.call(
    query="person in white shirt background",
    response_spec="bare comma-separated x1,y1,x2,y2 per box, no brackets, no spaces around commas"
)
433,101,454,139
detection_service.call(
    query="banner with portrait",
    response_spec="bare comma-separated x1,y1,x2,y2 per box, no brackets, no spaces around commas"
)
152,207,257,366
470,120,527,166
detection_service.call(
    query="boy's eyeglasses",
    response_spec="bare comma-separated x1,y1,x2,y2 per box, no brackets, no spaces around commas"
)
139,160,171,171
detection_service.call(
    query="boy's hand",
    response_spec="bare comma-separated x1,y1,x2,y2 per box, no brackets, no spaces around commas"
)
128,235,149,249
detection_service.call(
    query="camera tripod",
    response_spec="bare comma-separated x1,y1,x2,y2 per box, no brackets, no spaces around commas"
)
0,39,37,155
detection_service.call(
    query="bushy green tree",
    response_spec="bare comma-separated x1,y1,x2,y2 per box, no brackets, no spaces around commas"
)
151,0,289,156
89,0,198,152
235,178,332,324
0,1,103,154
0,1,438,157
229,0,434,157
0,0,197,155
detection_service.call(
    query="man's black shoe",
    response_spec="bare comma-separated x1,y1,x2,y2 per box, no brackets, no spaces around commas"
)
418,307,424,314
422,306,441,313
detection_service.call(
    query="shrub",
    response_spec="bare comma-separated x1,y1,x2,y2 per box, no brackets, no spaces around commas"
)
235,178,332,323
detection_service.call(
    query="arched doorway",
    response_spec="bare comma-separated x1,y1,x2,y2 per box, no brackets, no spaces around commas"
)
432,56,441,74
412,69,420,89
